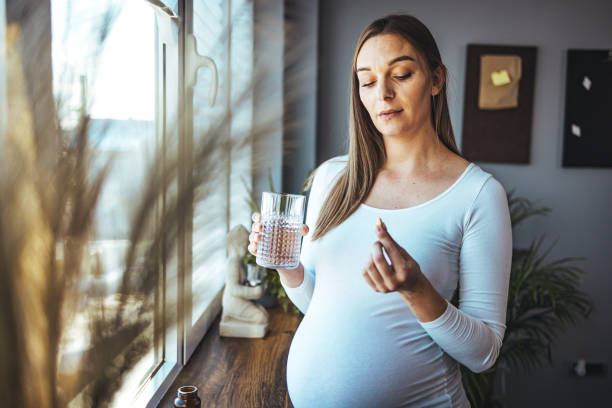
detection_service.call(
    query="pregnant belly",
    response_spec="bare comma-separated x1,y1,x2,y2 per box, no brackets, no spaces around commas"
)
286,303,457,408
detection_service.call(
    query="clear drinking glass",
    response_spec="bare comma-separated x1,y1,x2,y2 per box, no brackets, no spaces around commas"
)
256,192,306,269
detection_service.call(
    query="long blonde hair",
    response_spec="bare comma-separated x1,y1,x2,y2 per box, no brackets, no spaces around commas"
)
311,14,463,241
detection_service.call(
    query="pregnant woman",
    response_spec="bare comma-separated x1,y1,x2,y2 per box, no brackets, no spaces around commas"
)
248,14,512,408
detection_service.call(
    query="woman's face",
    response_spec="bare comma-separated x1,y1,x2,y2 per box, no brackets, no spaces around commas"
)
356,33,439,137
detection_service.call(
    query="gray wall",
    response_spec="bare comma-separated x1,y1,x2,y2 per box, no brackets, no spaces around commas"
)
283,0,318,194
253,0,284,200
317,0,612,406
253,0,318,199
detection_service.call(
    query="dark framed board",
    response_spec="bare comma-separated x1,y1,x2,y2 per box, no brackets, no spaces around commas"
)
461,44,537,164
562,49,612,168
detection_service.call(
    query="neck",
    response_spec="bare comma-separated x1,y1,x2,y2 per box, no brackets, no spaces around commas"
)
380,123,446,176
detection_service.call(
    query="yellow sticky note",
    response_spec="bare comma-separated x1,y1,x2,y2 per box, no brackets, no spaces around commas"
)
490,69,512,86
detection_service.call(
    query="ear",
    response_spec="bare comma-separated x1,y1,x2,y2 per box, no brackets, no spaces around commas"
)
431,65,445,96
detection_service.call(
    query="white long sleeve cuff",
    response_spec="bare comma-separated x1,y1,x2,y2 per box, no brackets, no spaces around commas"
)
420,299,504,373
282,269,315,314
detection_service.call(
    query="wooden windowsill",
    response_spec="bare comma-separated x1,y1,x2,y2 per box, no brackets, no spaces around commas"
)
158,307,302,407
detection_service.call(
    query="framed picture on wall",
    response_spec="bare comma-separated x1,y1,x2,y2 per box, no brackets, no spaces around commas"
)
461,44,537,164
562,49,612,168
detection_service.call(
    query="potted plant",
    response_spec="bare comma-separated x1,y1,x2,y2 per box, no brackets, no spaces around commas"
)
454,190,594,407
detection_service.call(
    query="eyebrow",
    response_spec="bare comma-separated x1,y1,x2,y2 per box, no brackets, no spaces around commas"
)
356,55,416,72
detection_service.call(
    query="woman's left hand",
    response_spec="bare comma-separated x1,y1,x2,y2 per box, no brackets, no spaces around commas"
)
362,218,425,294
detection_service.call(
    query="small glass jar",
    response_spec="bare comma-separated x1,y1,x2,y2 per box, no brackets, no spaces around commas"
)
173,385,201,408
246,263,265,287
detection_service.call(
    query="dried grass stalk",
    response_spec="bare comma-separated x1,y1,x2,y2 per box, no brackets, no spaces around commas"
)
1,1,314,406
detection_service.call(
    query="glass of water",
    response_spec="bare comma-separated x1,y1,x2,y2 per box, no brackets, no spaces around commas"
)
256,192,306,269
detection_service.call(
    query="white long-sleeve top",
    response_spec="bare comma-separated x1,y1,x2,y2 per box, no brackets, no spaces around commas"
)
282,155,512,408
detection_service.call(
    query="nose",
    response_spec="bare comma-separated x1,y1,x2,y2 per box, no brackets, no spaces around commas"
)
376,76,394,101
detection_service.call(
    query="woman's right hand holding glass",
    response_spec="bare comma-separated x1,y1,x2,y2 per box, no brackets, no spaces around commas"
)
248,212,309,257
247,212,263,256
249,212,309,287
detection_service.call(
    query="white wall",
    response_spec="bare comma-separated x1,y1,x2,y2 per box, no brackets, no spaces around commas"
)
317,0,612,406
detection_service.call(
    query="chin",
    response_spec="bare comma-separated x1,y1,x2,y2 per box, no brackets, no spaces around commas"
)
377,125,407,137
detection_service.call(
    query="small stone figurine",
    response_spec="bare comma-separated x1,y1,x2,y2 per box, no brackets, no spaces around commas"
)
219,224,269,338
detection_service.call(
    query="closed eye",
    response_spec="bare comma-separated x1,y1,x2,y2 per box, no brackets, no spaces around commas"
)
395,73,412,80
360,73,412,87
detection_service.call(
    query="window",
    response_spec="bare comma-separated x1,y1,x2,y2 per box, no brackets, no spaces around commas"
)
51,0,168,405
50,0,255,405
0,0,5,135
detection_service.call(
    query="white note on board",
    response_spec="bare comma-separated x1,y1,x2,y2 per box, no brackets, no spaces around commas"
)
582,76,592,91
571,124,581,137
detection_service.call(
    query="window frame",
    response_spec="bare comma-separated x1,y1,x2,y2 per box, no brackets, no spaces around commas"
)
143,0,256,405
181,0,255,363
0,0,5,138
134,3,183,406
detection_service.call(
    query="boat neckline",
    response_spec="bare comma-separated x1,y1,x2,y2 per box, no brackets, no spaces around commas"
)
359,162,475,213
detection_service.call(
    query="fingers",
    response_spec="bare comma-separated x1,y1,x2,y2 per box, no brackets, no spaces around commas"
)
247,227,260,256
371,241,399,291
250,212,262,233
248,214,308,256
249,213,262,256
363,257,387,293
363,219,422,294
374,219,406,267
362,267,379,292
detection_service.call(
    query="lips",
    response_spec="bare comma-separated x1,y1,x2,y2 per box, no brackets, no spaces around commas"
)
378,109,402,119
